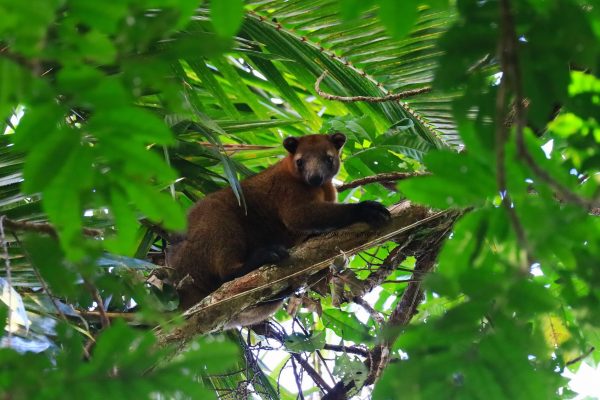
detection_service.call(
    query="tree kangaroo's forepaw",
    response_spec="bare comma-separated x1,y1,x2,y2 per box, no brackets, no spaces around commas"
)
246,245,290,268
357,201,392,228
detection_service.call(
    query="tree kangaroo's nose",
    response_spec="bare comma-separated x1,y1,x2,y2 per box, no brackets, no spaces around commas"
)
308,175,324,187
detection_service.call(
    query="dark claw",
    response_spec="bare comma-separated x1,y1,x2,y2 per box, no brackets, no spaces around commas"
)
357,201,391,228
245,245,290,269
270,245,290,260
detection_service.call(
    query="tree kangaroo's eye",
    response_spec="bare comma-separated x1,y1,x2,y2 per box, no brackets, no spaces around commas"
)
296,158,304,169
326,155,334,165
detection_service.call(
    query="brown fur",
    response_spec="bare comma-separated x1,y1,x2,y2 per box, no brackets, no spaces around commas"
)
169,133,390,323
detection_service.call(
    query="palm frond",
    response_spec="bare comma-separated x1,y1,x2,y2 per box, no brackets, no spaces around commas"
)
247,0,459,144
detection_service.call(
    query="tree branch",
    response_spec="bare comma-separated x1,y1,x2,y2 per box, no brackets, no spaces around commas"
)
323,344,369,358
197,142,275,152
176,204,461,399
495,0,533,269
1,217,103,238
315,70,431,103
336,172,428,192
290,357,306,400
292,353,332,393
323,216,456,400
157,202,447,345
83,279,111,329
353,296,384,325
499,0,598,210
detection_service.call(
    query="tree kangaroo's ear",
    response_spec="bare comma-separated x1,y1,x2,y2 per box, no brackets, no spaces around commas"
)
283,136,300,154
329,132,346,150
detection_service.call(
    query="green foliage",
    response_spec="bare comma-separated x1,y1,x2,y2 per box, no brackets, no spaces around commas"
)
322,309,372,343
377,0,420,40
0,321,239,400
283,330,326,353
333,353,369,397
0,0,599,399
1,0,223,260
211,0,245,38
383,0,600,397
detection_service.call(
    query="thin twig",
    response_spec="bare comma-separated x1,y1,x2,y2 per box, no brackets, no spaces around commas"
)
276,355,292,398
294,317,336,386
565,347,595,366
0,47,35,70
353,297,384,325
11,232,68,322
315,70,431,103
349,244,409,300
197,142,275,151
381,278,421,284
83,280,110,328
496,0,533,269
361,248,386,263
365,242,444,387
337,172,427,192
499,0,598,210
292,353,332,393
249,322,342,394
1,217,103,238
290,357,305,400
323,344,369,358
76,310,138,321
163,145,176,200
323,224,454,400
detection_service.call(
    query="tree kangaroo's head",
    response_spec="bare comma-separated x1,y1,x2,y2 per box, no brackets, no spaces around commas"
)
283,133,346,187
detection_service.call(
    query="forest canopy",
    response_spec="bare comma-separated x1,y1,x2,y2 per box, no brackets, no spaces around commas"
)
0,0,599,399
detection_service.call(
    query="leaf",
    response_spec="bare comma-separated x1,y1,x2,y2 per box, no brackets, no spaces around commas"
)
187,58,240,117
283,330,326,353
68,2,129,34
21,126,80,193
90,107,174,145
98,135,176,184
104,187,140,255
377,0,419,40
22,235,79,299
0,59,29,120
322,309,371,343
507,280,557,316
541,315,571,348
248,55,319,130
85,320,157,373
332,353,368,396
190,120,246,209
398,150,496,208
247,0,456,142
210,0,245,38
339,0,376,20
123,182,186,231
41,145,94,260
77,29,117,64
321,114,377,141
179,335,241,374
217,118,302,133
157,31,234,59
0,0,62,57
